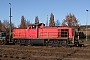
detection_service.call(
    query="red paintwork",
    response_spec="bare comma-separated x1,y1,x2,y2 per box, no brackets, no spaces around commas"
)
26,27,38,38
38,27,58,38
38,27,73,38
13,28,27,38
13,24,73,39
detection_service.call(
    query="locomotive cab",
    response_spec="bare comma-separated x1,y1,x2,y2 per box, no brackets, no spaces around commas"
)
28,24,38,29
28,23,45,29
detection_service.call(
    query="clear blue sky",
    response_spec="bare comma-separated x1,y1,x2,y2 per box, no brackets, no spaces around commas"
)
0,0,90,26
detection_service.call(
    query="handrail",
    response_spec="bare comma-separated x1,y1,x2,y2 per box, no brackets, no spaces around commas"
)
39,31,69,38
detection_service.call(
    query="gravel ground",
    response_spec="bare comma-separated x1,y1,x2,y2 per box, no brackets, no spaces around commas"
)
0,45,90,60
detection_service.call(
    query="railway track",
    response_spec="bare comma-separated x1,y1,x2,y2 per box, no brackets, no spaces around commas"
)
0,45,90,60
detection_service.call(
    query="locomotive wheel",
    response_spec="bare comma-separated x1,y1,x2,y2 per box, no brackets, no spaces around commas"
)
74,42,79,47
58,41,61,47
45,41,48,46
0,40,6,45
52,42,59,47
48,41,53,46
0,40,3,45
3,40,6,45
60,41,67,46
52,43,55,47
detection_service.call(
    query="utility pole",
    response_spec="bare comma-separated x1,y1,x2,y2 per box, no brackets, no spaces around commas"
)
78,24,80,40
86,9,89,41
9,3,12,42
46,15,48,26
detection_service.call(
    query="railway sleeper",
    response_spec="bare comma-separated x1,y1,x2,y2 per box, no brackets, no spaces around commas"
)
0,39,6,45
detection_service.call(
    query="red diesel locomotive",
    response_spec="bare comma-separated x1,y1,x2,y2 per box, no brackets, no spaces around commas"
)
12,23,82,46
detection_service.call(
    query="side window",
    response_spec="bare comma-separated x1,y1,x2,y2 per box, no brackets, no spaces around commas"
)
32,25,36,29
61,29,68,37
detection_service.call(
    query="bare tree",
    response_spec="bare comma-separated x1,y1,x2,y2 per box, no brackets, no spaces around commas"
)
3,20,9,28
55,19,60,26
2,20,14,34
20,16,26,28
0,20,6,31
35,16,39,24
46,20,48,27
0,20,2,31
1,24,6,31
3,20,14,29
62,13,79,27
49,13,55,27
46,15,48,27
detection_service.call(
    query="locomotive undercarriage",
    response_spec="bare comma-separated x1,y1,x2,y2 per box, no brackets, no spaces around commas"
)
13,38,30,46
12,38,70,47
0,37,83,47
44,39,68,47
0,39,6,45
11,38,67,46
